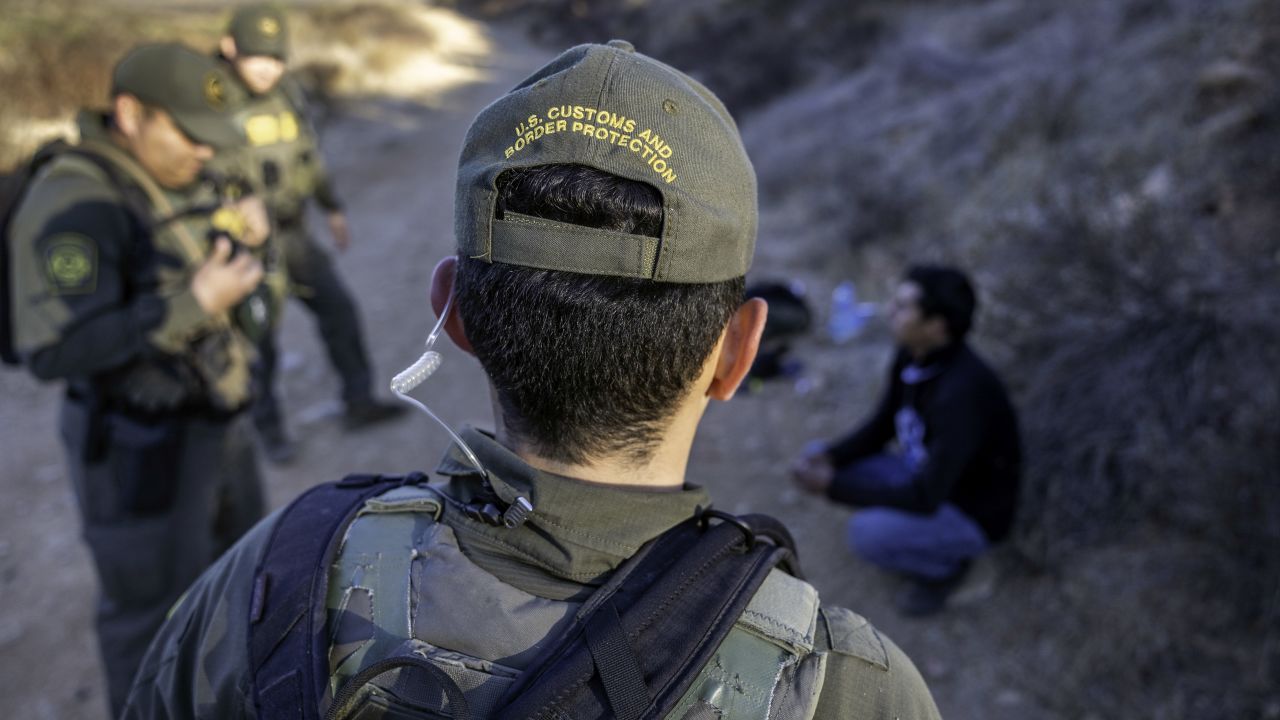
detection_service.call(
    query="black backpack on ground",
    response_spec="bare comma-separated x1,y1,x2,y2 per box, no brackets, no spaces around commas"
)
249,473,803,720
744,281,812,381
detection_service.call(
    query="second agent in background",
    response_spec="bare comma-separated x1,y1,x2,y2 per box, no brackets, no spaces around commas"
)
792,266,1022,617
210,3,404,463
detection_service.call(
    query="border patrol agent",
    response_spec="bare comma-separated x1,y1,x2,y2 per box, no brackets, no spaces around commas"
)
7,44,269,716
122,42,941,719
211,3,404,463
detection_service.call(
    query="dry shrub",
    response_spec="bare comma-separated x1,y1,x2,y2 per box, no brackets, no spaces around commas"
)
966,2,1280,711
0,1,136,169
984,152,1279,552
1010,534,1278,718
288,2,490,106
450,0,885,113
0,0,490,168
0,1,222,171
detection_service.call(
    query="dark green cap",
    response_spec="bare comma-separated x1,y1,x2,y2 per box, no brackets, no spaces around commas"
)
228,4,289,60
456,40,757,283
112,43,249,149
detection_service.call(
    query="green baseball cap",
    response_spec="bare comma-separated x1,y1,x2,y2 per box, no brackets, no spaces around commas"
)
112,43,248,149
456,40,757,283
228,4,289,60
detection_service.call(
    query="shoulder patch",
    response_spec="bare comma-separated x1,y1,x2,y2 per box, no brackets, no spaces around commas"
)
821,606,889,671
43,233,97,294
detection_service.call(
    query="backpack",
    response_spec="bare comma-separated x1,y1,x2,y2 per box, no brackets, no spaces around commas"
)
249,473,815,720
744,281,812,381
0,140,148,366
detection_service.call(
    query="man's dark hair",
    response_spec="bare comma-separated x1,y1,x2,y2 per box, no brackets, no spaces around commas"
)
455,164,745,466
904,264,977,340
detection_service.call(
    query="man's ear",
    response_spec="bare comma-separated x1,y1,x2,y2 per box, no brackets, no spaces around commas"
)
219,36,238,60
430,256,473,355
707,297,767,402
112,94,143,138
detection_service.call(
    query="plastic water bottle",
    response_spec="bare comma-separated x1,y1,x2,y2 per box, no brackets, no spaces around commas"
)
827,281,866,344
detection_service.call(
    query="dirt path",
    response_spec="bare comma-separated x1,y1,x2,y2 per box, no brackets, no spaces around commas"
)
0,17,1048,719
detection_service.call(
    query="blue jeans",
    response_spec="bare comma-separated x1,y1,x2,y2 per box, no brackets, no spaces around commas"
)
840,454,988,580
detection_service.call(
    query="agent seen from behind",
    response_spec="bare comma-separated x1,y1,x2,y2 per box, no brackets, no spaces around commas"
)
123,41,941,720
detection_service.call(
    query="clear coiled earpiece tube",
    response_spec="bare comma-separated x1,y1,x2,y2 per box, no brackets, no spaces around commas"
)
391,292,488,478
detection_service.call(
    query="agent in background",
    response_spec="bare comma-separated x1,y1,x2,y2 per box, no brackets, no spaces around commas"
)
212,3,404,464
7,44,268,714
792,265,1021,617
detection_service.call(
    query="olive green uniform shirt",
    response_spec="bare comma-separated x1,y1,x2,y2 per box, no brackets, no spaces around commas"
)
122,429,940,719
9,112,252,411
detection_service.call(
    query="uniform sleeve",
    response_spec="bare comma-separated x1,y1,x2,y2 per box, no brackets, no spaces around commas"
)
120,513,280,720
812,606,941,720
825,353,904,468
14,172,212,380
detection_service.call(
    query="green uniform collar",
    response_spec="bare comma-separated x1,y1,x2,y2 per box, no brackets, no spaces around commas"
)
74,111,142,172
75,110,113,144
434,427,710,591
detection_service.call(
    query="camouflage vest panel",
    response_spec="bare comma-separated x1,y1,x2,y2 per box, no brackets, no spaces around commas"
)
324,485,828,719
76,141,253,412
211,79,324,222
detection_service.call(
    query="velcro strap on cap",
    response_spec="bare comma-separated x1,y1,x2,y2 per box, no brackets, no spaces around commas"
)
489,211,660,279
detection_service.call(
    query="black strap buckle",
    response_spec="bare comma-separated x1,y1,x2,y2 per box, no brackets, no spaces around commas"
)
697,508,757,549
338,473,383,488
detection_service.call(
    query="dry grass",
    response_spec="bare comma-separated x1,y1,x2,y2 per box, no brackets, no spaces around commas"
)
0,0,492,171
289,2,490,104
0,0,222,170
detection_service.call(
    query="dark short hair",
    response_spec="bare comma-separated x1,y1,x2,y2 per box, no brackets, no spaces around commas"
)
455,164,745,465
904,264,977,340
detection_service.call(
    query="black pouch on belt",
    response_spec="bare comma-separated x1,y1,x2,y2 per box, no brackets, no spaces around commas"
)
106,412,186,516
66,383,109,464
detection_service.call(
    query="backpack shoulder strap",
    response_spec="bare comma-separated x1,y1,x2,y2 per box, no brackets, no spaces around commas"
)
1,139,144,366
2,140,79,365
495,509,800,720
249,471,429,720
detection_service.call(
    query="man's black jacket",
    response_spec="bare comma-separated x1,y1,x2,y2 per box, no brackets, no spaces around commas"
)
826,341,1021,542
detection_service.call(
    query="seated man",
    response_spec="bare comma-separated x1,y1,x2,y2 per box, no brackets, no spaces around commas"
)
792,265,1021,617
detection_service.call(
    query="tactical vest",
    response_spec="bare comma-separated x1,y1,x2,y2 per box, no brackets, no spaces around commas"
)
9,136,253,412
321,484,827,719
209,77,325,223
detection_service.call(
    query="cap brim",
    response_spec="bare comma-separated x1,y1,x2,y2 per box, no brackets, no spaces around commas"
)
172,112,242,150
